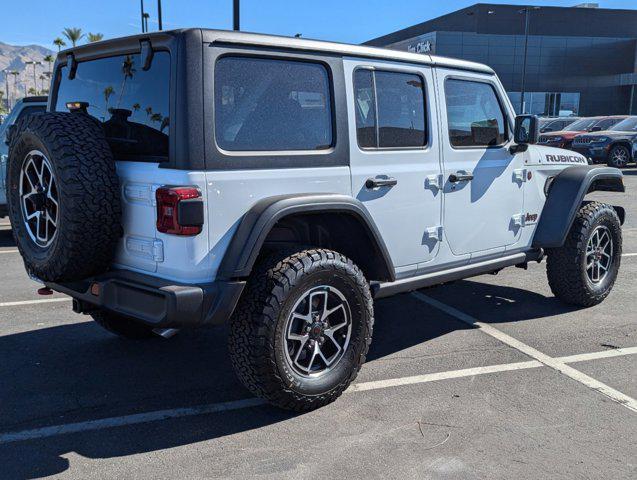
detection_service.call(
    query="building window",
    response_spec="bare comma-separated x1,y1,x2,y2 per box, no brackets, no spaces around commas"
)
508,91,580,116
353,69,427,149
444,79,507,147
214,56,333,152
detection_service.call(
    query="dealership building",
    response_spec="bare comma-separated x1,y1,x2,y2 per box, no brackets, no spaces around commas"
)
365,3,637,116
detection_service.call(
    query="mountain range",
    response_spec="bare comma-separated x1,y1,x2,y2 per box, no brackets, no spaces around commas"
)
0,42,56,106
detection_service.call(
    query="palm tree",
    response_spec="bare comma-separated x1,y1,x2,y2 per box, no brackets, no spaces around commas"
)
62,27,84,47
43,54,55,73
132,102,141,112
116,55,136,108
103,85,114,116
28,87,37,95
150,112,163,124
145,106,153,117
87,33,104,43
39,74,47,93
53,37,66,52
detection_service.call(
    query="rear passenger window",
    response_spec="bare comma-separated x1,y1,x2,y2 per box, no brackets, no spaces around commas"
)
353,69,426,149
444,79,507,148
214,57,333,152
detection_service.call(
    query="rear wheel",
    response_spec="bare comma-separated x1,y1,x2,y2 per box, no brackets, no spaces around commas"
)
228,248,374,411
607,145,630,168
546,202,621,307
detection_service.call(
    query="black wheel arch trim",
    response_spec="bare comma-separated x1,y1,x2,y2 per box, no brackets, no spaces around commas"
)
533,165,625,249
218,193,396,282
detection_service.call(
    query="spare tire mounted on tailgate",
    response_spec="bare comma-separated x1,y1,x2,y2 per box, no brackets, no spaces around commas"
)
7,112,122,282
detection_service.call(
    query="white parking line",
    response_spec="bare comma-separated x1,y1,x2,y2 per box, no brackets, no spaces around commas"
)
0,249,19,254
0,298,70,308
411,291,637,413
1,345,635,444
623,253,637,257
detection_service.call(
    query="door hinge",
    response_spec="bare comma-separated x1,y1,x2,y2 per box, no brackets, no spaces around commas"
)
513,169,527,183
511,214,526,227
425,226,443,241
425,174,442,191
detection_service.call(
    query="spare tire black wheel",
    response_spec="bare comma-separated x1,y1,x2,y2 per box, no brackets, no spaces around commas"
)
6,112,122,282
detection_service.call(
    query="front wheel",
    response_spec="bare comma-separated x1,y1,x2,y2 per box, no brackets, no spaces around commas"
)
546,202,622,307
607,145,631,168
228,248,374,411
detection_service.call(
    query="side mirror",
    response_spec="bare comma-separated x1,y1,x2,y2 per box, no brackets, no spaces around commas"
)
513,115,538,145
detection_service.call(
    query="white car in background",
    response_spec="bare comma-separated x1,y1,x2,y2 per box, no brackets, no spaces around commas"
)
0,96,47,217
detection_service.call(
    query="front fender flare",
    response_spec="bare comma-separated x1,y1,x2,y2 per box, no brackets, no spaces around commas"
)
218,193,395,281
532,165,625,248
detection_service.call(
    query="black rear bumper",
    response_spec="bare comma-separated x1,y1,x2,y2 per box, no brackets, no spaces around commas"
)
45,270,245,328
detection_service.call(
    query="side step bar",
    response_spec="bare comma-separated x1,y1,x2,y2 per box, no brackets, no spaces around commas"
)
372,249,544,299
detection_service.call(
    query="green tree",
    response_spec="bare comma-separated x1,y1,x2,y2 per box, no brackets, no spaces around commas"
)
0,90,5,113
28,87,37,95
43,54,55,73
62,27,84,47
53,37,66,51
87,33,104,43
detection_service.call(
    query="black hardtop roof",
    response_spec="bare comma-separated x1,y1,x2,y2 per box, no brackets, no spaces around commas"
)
57,28,494,75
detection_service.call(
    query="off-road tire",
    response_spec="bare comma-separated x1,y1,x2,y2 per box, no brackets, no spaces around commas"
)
607,144,631,168
91,310,156,340
228,248,374,411
546,201,622,307
7,112,121,281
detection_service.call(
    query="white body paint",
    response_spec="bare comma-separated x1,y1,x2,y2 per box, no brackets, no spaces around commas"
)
110,60,587,285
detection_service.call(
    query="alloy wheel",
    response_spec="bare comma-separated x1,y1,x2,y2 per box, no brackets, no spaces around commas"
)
283,285,352,377
585,225,613,284
19,150,59,248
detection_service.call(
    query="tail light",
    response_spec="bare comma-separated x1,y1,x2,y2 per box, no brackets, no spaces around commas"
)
155,186,204,236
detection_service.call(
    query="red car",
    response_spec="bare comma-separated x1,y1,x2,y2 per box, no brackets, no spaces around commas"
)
537,116,627,149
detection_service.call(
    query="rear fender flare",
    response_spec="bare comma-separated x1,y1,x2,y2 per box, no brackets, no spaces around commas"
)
218,194,395,281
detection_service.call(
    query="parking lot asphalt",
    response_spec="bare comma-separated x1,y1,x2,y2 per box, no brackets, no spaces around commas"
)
1,171,636,479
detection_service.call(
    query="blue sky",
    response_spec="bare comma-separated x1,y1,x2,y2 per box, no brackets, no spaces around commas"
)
3,0,637,50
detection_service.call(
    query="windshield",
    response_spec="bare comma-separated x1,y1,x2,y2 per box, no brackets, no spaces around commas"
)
565,118,599,131
610,117,637,132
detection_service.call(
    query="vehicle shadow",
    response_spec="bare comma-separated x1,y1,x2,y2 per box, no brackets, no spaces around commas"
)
0,227,16,248
0,278,578,478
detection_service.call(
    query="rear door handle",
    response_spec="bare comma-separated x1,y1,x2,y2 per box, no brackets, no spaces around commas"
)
448,172,474,183
365,176,398,189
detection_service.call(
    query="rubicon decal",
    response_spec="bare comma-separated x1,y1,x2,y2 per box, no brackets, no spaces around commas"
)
545,154,587,164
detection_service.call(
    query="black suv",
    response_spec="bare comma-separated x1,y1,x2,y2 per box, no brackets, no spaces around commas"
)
572,116,637,168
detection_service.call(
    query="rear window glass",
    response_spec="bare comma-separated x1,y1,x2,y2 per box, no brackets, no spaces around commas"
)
54,51,170,160
214,56,333,152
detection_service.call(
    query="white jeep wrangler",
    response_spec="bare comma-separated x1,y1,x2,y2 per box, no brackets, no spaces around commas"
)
6,29,625,411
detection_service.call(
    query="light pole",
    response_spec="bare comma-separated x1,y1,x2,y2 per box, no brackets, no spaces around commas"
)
157,0,163,30
143,13,150,33
3,70,10,110
233,0,240,31
25,60,42,95
519,6,540,114
140,0,146,32
10,71,19,103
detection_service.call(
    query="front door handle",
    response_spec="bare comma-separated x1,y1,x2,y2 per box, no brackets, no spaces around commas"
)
366,176,398,189
448,172,474,183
